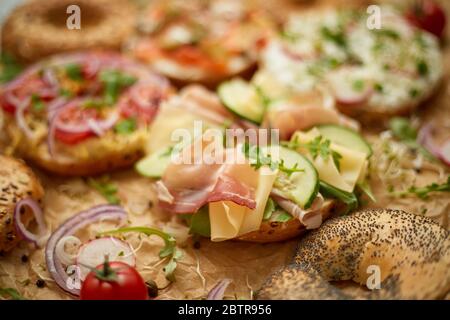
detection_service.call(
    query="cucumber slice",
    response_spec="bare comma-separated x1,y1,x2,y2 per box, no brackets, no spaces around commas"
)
218,78,265,124
135,146,173,178
317,124,372,157
268,146,319,209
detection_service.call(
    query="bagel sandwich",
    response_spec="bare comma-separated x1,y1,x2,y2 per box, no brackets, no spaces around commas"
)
136,86,373,243
256,5,443,122
1,0,137,63
129,0,275,88
0,156,44,253
1,51,174,176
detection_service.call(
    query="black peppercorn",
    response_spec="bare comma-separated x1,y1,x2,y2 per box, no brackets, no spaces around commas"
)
36,279,45,288
193,241,201,249
146,280,158,298
21,254,29,263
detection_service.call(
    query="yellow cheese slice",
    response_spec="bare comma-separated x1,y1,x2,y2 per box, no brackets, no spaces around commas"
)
146,100,222,154
292,129,367,192
209,166,277,242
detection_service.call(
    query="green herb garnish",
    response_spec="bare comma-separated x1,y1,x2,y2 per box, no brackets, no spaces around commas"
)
319,181,358,214
184,207,211,237
0,53,22,83
242,143,304,176
65,63,83,81
99,226,182,281
88,176,121,205
352,79,365,92
59,88,73,98
388,117,434,160
357,180,376,203
320,26,347,47
416,60,429,77
374,83,384,93
0,288,26,300
374,29,400,39
31,94,46,112
114,118,137,135
286,135,342,171
99,70,137,105
392,176,450,199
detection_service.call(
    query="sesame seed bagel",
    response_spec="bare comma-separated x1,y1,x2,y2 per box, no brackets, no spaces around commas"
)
0,156,44,253
256,209,450,299
1,0,136,63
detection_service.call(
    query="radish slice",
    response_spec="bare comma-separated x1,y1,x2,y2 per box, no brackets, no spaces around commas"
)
327,67,373,106
76,237,135,280
439,140,450,166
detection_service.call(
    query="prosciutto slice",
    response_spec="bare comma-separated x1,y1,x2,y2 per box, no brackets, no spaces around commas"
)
264,102,360,140
271,191,325,229
156,136,257,214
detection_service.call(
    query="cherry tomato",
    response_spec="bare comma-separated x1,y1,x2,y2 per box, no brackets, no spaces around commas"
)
406,0,447,39
80,261,148,300
54,103,96,144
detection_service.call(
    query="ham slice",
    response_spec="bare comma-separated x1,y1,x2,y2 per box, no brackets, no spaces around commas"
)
271,191,325,229
156,135,257,214
264,101,360,140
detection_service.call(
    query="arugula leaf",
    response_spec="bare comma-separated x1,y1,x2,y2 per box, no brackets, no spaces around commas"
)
392,176,450,199
242,143,304,176
319,181,358,214
357,180,376,203
0,53,22,83
114,118,137,135
388,117,435,160
188,207,211,237
269,210,293,223
31,94,46,112
88,176,120,205
0,288,26,300
65,63,83,81
99,226,181,281
263,197,276,220
99,70,137,105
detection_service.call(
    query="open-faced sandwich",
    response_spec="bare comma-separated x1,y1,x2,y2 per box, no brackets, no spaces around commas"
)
136,85,372,242
130,0,274,87
0,155,44,253
0,51,173,176
257,5,443,121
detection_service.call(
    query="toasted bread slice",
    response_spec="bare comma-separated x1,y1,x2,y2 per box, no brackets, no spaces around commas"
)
0,156,44,252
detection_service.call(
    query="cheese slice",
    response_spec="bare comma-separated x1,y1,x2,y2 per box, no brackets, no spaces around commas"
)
209,166,277,242
292,129,367,192
146,99,222,154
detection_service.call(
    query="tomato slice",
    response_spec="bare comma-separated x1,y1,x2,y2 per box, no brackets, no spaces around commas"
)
168,45,227,74
119,83,170,124
54,103,96,144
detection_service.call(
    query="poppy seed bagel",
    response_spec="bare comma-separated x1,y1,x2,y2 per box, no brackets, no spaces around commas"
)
256,209,450,299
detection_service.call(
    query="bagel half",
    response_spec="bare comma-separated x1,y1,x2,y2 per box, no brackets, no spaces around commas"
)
0,156,44,253
2,0,136,63
130,0,274,88
256,209,450,299
237,199,338,243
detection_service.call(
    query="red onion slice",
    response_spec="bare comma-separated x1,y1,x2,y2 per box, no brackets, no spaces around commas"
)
207,279,232,300
45,205,127,296
418,123,441,157
15,97,34,138
13,198,48,248
438,140,450,166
